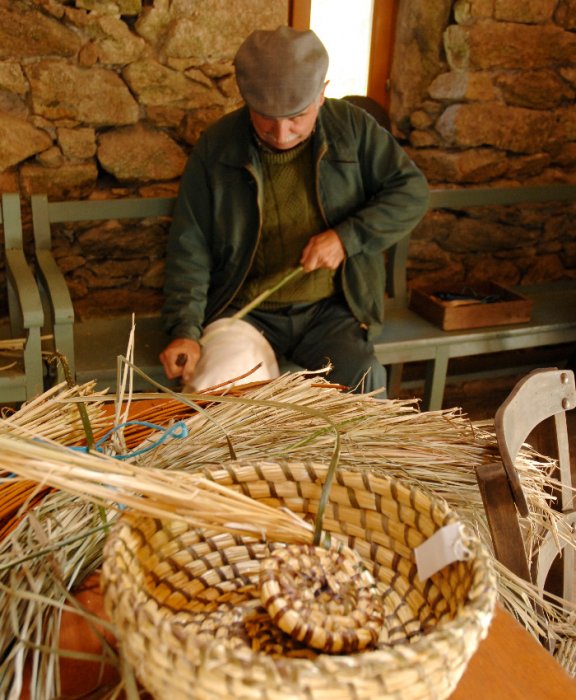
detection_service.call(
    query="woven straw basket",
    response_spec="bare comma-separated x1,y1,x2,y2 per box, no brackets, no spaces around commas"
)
102,461,496,700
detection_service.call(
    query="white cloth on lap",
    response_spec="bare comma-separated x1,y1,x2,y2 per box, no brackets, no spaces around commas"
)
183,317,280,392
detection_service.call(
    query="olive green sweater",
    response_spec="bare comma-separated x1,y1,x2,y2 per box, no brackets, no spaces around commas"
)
234,138,336,308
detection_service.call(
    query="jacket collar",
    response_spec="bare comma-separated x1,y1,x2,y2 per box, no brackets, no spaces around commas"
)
217,100,356,169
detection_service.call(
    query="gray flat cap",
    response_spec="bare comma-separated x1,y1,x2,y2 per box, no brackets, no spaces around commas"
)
234,26,329,118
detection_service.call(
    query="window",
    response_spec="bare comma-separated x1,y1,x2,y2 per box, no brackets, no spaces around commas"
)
309,0,374,98
290,0,398,110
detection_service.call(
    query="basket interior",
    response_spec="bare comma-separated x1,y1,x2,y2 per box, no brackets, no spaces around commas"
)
105,462,490,656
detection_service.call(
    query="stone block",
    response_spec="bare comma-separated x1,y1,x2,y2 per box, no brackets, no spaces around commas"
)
97,124,187,182
0,7,81,59
0,61,27,95
495,70,575,108
444,22,576,70
454,0,494,24
27,61,139,126
76,0,142,14
123,59,224,109
428,71,499,101
57,128,97,160
555,0,576,30
20,162,98,199
436,103,561,153
494,0,557,23
413,147,508,183
0,113,52,171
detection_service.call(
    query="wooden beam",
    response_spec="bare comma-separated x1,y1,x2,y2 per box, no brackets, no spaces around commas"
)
289,0,311,29
368,0,399,111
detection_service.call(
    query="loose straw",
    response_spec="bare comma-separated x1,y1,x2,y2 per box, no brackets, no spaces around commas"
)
231,266,304,319
194,266,304,351
0,335,53,352
0,433,314,544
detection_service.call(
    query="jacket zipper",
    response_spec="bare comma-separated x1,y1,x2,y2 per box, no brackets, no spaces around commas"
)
210,162,262,319
314,140,355,322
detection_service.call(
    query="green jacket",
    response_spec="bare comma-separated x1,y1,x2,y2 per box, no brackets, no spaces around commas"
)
162,98,429,341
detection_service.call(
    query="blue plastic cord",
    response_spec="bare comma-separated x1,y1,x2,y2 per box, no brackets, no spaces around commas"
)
70,419,188,459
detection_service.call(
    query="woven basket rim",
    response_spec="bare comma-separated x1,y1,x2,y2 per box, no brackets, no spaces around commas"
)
103,460,497,699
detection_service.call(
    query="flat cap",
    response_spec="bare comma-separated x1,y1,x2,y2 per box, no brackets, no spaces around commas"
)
234,26,329,118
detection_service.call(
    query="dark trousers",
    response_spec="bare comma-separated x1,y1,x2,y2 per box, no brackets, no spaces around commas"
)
225,297,387,395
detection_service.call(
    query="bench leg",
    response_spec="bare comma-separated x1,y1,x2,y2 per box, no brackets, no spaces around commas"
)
53,321,75,382
23,326,45,399
387,362,404,398
422,348,449,411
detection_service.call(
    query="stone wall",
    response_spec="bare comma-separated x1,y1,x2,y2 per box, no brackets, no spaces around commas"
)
0,0,287,317
390,0,576,288
0,0,574,320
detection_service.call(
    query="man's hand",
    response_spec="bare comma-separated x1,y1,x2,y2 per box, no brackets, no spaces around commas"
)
159,338,202,385
300,229,346,272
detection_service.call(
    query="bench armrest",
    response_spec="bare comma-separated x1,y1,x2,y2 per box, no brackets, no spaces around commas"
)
5,249,44,331
36,249,74,324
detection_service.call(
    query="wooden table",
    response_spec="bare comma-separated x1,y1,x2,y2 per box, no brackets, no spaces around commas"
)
52,596,574,699
450,605,576,698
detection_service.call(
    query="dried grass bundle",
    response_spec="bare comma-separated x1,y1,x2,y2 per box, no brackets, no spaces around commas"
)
0,338,25,371
0,338,25,351
0,434,313,544
2,380,109,443
1,370,575,698
0,382,119,698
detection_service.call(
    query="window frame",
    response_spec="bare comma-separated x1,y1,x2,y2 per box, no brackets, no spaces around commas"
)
289,0,397,110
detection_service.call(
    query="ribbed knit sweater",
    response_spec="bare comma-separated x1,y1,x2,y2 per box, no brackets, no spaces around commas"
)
234,137,336,308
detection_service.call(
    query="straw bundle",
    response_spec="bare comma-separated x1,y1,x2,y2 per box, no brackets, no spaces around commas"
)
0,382,120,699
0,338,24,371
1,370,575,699
0,335,54,372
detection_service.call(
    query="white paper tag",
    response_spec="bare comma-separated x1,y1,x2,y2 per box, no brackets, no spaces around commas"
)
415,522,471,581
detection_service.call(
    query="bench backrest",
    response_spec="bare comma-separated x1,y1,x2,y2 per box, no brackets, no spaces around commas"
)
429,183,576,210
29,183,576,311
0,193,45,401
30,193,410,306
31,194,176,250
2,193,25,250
386,183,576,304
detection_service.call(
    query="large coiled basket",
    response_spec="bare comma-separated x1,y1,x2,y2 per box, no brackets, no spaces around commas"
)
102,461,496,700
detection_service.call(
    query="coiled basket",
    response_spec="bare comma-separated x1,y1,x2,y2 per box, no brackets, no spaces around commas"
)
102,461,496,700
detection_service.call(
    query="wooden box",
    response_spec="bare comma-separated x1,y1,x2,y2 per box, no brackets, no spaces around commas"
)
409,282,533,331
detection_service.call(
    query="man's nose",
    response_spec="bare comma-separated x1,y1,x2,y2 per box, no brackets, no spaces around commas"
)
272,119,291,142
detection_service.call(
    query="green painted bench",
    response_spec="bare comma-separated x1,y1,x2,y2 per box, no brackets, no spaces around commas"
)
374,184,576,409
30,193,407,392
30,184,576,407
0,193,45,404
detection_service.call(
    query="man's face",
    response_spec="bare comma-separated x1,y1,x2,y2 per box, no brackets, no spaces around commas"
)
249,87,326,151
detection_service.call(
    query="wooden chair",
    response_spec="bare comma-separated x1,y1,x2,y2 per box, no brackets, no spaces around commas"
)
0,193,45,403
477,367,576,603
